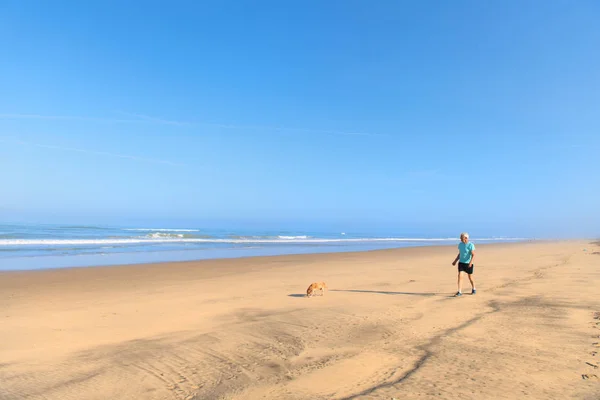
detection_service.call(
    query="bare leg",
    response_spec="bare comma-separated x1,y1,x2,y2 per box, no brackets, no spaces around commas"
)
468,274,475,290
457,271,463,293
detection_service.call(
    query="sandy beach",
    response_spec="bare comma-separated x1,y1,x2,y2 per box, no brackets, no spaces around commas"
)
0,241,599,400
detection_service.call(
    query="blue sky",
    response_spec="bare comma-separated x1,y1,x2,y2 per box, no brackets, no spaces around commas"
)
1,1,599,237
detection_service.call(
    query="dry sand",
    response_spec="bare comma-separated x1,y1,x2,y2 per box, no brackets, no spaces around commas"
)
1,241,599,400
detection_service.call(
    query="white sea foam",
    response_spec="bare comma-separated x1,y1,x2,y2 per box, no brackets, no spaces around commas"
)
123,228,199,232
278,235,309,239
146,232,185,239
0,237,525,246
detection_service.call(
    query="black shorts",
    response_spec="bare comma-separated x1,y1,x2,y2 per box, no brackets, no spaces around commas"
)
458,262,474,274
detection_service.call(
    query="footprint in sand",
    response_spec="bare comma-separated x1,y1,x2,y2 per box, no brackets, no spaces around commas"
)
582,313,600,378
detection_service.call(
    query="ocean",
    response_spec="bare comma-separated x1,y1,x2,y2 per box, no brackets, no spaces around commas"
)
0,223,524,271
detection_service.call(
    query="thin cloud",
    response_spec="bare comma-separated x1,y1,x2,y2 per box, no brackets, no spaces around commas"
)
120,111,386,137
0,138,185,167
0,112,388,137
254,125,384,137
115,111,191,127
0,113,142,124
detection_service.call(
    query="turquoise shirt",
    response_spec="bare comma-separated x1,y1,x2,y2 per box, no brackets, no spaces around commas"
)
458,242,475,263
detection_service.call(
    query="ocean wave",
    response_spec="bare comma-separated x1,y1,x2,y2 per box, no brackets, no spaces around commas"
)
228,235,310,240
124,228,200,232
57,225,112,230
145,232,184,239
0,237,525,246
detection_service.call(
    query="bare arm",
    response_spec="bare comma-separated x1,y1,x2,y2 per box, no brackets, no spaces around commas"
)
470,250,476,267
452,253,460,265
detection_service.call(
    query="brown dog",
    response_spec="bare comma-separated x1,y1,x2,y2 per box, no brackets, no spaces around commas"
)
306,282,327,297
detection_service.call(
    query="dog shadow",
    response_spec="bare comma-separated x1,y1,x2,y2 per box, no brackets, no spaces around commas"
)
288,290,439,298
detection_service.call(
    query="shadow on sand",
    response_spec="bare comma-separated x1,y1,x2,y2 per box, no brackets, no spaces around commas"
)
331,289,437,297
288,290,440,298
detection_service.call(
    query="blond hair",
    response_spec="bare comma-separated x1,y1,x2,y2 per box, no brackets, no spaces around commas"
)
460,232,469,239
